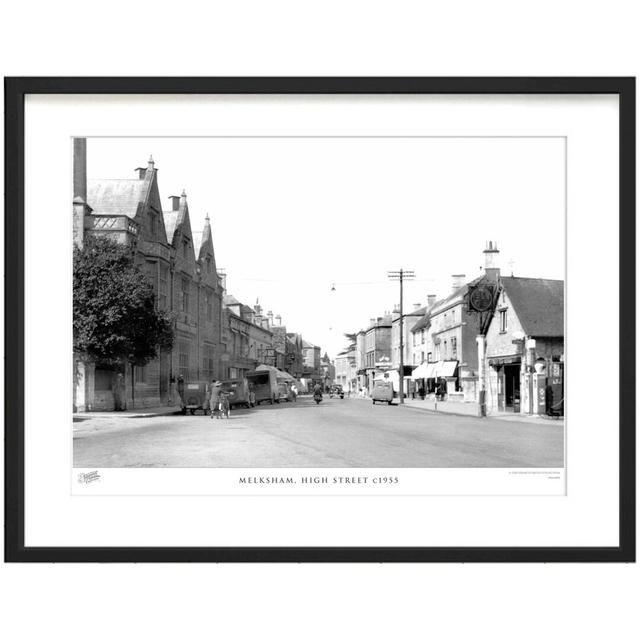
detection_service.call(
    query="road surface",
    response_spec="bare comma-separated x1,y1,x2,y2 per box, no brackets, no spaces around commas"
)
73,396,564,468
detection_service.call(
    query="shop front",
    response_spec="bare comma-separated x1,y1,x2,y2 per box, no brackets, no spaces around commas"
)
411,360,459,400
488,355,522,412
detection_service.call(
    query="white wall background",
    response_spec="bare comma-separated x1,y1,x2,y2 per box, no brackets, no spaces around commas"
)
1,2,638,639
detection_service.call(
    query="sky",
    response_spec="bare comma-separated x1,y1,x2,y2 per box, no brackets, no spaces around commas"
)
85,137,565,359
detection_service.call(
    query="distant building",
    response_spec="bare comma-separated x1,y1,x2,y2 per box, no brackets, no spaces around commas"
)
320,352,336,390
334,351,357,393
364,315,392,392
286,332,305,379
302,340,322,383
390,303,426,395
222,295,274,379
355,330,367,393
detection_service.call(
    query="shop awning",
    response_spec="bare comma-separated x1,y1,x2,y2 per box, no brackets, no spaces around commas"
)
440,360,458,377
413,361,458,378
256,364,296,382
411,362,430,379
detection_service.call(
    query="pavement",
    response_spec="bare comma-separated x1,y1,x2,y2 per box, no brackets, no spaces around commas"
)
74,405,180,420
73,395,564,468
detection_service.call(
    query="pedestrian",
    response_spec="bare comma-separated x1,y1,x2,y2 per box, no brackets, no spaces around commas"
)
111,372,125,411
177,375,185,408
208,380,221,419
291,383,298,402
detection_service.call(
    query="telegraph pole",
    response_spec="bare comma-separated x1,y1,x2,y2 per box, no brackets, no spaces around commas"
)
388,269,415,404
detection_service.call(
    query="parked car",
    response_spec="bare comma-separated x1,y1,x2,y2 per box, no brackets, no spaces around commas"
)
181,381,210,415
371,380,394,405
277,381,292,402
219,378,254,408
329,384,344,399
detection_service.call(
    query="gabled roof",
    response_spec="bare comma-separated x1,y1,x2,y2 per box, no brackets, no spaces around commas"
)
87,179,147,218
412,312,431,333
501,277,564,337
223,294,242,306
162,211,180,243
302,340,315,349
429,275,484,315
192,231,203,255
194,215,215,262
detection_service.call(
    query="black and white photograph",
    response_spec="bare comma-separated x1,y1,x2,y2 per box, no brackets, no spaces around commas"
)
6,78,632,563
72,135,565,473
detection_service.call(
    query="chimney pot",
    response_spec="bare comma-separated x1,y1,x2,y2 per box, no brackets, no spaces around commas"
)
451,274,466,292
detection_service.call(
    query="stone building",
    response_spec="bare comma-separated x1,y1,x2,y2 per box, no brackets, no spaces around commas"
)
390,302,427,395
222,295,274,379
302,341,322,383
334,351,357,393
285,332,305,379
485,276,564,414
73,140,224,411
363,315,392,392
320,352,336,390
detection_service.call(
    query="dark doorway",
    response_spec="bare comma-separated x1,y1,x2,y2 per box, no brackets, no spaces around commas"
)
504,364,521,410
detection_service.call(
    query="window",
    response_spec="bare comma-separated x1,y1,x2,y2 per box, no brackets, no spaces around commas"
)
500,309,508,332
451,337,457,360
178,342,189,379
202,345,215,380
148,212,156,237
421,329,425,344
206,292,213,322
206,257,212,274
421,351,425,364
182,278,190,313
427,352,432,363
444,340,448,358
159,264,168,310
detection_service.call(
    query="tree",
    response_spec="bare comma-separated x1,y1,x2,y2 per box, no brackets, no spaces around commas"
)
73,236,174,370
337,332,357,356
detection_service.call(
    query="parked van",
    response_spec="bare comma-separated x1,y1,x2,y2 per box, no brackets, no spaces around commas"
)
371,380,394,405
219,378,253,408
245,369,278,405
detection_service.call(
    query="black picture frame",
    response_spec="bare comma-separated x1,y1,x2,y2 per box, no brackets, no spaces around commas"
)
4,77,635,563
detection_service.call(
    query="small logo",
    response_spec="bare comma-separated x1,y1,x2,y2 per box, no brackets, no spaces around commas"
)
77,470,101,484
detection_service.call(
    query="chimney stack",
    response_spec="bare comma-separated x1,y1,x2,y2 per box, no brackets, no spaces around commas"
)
413,303,421,311
73,138,87,201
168,195,180,211
483,241,500,280
275,314,282,326
267,311,274,326
427,294,437,308
451,274,466,293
